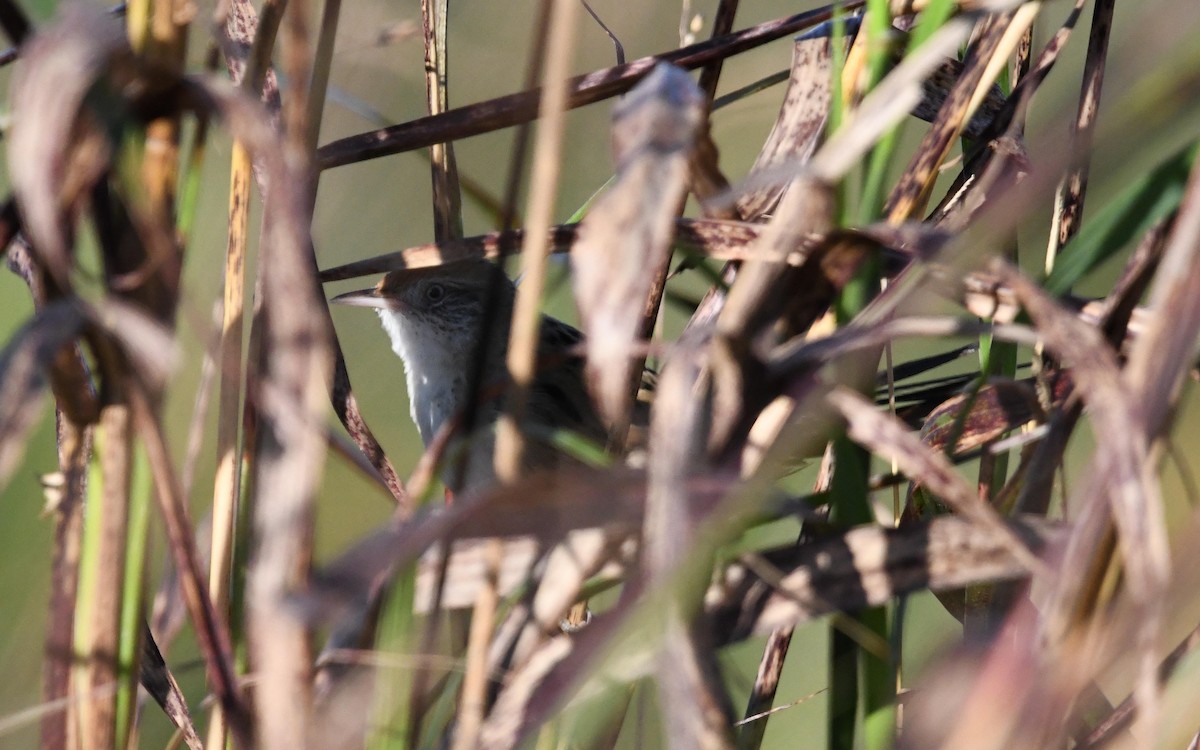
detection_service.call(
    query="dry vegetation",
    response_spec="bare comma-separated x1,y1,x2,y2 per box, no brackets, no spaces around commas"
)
2,0,1200,748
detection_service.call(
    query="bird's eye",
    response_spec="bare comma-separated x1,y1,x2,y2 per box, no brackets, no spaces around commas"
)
425,283,446,303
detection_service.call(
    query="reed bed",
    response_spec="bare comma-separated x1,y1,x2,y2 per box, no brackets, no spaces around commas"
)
1,0,1199,748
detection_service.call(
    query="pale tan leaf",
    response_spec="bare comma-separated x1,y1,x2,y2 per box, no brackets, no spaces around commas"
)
571,63,705,428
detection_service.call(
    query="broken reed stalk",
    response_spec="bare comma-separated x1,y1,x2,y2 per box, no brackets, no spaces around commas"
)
462,0,584,745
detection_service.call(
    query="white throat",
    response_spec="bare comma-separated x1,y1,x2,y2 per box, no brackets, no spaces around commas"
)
376,308,468,446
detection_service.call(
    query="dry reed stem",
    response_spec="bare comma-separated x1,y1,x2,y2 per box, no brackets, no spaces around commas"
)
317,3,855,169
205,138,250,750
647,338,734,749
77,402,132,750
128,379,251,746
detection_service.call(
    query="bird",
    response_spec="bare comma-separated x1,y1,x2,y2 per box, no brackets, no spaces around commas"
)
331,260,607,493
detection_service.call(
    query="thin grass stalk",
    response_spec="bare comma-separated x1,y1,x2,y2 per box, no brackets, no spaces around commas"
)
205,6,269,741
496,0,581,477
885,7,1037,222
696,0,740,100
115,451,152,747
828,438,892,750
469,1,583,743
1045,0,1115,277
205,140,251,750
422,0,463,241
43,416,89,750
828,22,893,748
74,404,133,750
305,0,339,155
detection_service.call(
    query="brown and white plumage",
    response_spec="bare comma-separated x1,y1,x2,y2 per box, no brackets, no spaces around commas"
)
333,261,606,492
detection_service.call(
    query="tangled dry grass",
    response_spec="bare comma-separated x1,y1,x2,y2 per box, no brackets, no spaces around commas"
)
2,0,1200,748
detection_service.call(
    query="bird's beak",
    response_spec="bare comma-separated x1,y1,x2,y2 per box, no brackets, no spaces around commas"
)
331,287,388,309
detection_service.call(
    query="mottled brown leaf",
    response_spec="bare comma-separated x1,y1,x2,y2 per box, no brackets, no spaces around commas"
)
710,515,1059,643
736,24,835,220
921,380,1043,454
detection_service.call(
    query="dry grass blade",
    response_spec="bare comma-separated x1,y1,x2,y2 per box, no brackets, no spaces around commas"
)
998,261,1167,735
572,63,704,428
139,622,202,750
709,515,1060,643
884,5,1032,222
930,0,1086,229
737,627,794,750
646,339,735,749
1046,0,1115,266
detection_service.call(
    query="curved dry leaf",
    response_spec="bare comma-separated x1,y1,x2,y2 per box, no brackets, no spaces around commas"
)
736,21,836,220
920,379,1043,454
0,301,85,488
91,297,180,388
8,4,127,283
571,63,705,428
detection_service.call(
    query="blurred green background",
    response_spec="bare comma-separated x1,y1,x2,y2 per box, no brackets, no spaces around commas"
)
1,0,1197,746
